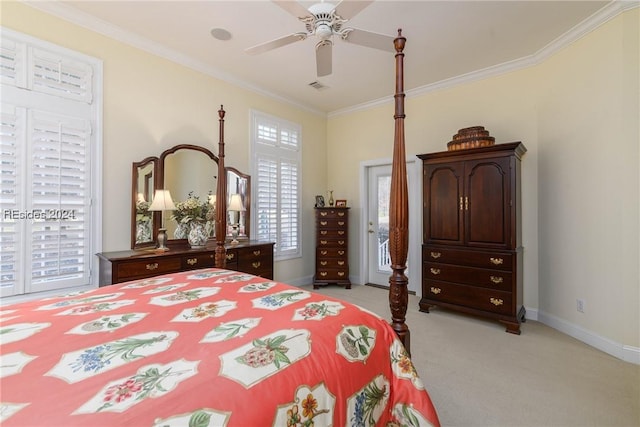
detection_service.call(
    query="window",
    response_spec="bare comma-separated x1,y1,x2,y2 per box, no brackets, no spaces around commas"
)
251,110,301,260
0,28,102,297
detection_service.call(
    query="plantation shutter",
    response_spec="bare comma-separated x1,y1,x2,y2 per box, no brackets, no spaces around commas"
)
252,111,301,260
256,155,278,244
279,159,298,255
1,28,100,297
0,104,26,294
28,110,91,292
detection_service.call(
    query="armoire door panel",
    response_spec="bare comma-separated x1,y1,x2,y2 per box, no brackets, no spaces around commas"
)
465,157,511,248
424,162,464,245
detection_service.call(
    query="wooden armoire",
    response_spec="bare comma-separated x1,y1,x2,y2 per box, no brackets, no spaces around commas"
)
418,142,526,334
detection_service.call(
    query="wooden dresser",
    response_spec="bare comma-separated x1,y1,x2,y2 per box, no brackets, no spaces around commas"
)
417,142,526,334
97,241,274,286
313,207,351,289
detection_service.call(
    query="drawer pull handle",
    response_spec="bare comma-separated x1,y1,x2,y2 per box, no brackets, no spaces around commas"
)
320,221,327,226
320,240,328,245
338,221,345,226
253,250,261,256
430,287,441,295
252,262,261,268
338,261,344,266
320,230,328,235
430,251,441,259
490,257,504,265
226,254,235,260
338,272,345,277
320,250,328,255
338,212,345,217
320,261,327,266
490,298,504,306
320,212,327,216
187,258,198,265
320,272,327,277
338,240,345,245
146,263,158,271
490,276,503,284
338,231,345,235
338,250,345,255
430,268,441,275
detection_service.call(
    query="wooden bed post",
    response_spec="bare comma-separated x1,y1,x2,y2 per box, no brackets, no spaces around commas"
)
389,29,410,353
215,105,227,268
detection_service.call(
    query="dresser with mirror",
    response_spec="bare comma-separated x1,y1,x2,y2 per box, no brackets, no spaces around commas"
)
97,143,274,286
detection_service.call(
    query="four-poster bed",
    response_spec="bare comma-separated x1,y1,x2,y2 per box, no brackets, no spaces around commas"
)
0,31,440,426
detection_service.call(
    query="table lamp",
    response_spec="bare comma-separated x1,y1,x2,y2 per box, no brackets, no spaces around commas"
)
148,189,176,251
228,193,245,244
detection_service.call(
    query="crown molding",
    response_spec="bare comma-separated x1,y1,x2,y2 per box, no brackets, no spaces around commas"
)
21,0,636,119
20,0,326,117
330,0,638,118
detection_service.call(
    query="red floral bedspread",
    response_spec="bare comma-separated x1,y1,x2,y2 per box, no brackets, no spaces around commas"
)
0,268,439,426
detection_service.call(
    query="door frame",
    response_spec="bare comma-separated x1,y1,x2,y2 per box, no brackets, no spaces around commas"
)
359,156,422,294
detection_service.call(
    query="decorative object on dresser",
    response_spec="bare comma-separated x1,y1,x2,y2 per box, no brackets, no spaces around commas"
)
96,241,274,286
418,141,527,334
335,199,347,207
314,207,350,289
447,125,495,151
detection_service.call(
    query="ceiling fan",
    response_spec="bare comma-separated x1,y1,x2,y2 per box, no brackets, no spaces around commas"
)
245,0,396,77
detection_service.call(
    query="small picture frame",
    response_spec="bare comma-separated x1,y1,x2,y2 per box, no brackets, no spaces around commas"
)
336,199,347,207
315,195,325,207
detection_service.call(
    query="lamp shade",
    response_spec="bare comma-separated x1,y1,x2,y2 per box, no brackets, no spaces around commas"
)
148,189,176,211
228,193,245,212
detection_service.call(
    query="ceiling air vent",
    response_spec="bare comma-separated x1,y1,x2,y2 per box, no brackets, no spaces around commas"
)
308,81,328,91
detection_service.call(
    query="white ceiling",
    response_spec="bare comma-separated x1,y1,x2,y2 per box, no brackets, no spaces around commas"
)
28,0,621,114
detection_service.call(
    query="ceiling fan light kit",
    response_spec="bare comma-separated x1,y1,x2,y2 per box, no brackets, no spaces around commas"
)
246,0,396,77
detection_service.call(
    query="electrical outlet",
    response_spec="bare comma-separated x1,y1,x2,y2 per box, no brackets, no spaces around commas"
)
576,299,585,313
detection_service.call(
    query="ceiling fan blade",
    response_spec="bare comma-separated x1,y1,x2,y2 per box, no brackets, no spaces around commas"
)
342,28,395,52
316,41,332,77
334,0,373,20
245,33,307,55
272,1,312,19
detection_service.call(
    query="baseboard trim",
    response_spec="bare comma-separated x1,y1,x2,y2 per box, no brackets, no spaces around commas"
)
537,310,640,365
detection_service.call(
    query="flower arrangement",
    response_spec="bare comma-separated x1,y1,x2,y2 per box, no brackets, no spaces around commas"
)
136,199,151,223
171,191,215,224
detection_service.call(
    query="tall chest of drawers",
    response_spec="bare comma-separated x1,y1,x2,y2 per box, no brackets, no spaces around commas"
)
418,142,526,334
313,207,351,289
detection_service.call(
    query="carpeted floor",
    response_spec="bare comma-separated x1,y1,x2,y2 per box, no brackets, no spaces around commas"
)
302,284,640,427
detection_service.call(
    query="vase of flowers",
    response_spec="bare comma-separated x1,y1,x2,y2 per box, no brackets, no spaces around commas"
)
172,191,215,248
135,199,152,244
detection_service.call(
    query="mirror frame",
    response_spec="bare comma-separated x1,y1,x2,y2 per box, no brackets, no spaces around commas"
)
131,144,251,249
131,156,158,249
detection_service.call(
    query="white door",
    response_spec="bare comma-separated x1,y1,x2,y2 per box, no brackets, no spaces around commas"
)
367,164,393,287
363,161,420,293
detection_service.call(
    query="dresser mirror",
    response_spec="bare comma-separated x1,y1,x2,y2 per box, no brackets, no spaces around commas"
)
131,144,251,249
131,157,157,247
